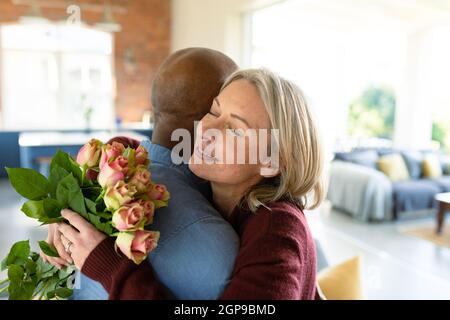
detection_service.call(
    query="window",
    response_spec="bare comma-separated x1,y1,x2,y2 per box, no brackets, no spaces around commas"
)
348,86,396,140
425,26,450,153
0,23,114,130
247,1,404,152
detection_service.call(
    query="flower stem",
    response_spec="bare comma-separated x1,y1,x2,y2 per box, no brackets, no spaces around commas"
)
95,189,106,202
81,165,87,185
0,278,8,286
0,285,8,294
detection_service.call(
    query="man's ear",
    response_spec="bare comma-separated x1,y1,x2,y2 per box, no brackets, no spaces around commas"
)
260,161,280,178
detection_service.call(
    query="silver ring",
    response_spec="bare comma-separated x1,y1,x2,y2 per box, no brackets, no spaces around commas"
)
64,241,73,254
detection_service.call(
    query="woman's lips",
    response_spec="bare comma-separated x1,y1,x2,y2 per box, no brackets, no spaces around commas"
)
195,145,216,162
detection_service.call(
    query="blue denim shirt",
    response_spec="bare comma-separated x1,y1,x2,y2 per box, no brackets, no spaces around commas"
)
72,141,239,300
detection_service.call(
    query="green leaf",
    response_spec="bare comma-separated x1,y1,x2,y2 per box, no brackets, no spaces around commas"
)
4,240,30,268
58,266,75,280
6,167,49,200
48,165,69,199
24,259,36,275
38,241,59,258
50,151,82,184
85,198,97,214
46,289,56,300
55,287,73,299
8,281,32,300
36,257,58,279
38,217,64,225
1,256,7,271
81,186,102,201
21,200,44,219
43,198,62,219
8,265,24,282
56,174,87,216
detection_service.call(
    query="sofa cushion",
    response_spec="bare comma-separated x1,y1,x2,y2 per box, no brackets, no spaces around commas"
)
334,150,379,169
318,256,363,300
377,153,410,182
423,153,443,178
401,150,423,179
392,180,441,213
431,176,450,192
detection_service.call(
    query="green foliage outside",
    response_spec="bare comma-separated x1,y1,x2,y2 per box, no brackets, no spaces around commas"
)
348,86,396,139
432,120,450,153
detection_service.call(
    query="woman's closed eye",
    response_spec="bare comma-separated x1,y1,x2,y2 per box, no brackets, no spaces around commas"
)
208,108,220,117
228,127,244,137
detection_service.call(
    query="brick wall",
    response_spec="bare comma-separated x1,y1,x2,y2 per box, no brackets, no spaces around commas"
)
0,0,171,122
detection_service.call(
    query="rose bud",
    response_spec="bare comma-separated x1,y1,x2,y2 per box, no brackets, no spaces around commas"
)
115,230,160,264
135,145,150,166
137,199,155,225
98,162,125,188
112,202,147,231
104,181,137,210
106,136,140,150
85,168,99,181
99,142,125,169
129,165,151,193
76,139,102,167
147,183,170,209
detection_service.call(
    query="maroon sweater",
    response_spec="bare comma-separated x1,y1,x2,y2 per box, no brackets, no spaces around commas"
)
82,201,317,300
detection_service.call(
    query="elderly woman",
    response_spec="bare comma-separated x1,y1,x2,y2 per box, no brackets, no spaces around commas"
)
56,68,325,299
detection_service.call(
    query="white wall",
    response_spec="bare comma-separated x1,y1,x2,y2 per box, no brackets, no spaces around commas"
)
171,0,283,66
394,29,433,149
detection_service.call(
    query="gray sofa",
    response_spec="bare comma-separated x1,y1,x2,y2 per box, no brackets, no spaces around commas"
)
327,149,450,221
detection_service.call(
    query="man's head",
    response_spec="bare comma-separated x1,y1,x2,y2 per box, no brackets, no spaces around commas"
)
151,47,238,149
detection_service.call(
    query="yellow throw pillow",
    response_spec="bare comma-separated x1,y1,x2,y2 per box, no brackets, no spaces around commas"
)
377,154,410,182
317,256,363,300
423,154,442,178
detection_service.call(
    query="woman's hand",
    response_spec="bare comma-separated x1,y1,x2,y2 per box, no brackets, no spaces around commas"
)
40,223,73,268
57,209,107,270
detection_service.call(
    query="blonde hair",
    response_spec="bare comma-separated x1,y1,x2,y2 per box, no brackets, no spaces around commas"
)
221,68,325,212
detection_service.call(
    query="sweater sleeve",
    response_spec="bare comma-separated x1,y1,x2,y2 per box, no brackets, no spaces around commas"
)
81,203,316,300
81,238,168,300
220,204,317,300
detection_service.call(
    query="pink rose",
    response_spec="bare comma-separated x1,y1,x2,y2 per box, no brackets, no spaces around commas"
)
112,201,146,231
76,139,102,167
99,142,125,169
135,145,150,166
115,230,159,264
147,183,170,209
110,155,129,176
104,181,137,210
129,165,151,193
98,162,125,188
137,199,155,225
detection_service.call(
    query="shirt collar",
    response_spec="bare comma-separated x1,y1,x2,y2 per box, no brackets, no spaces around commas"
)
140,140,175,167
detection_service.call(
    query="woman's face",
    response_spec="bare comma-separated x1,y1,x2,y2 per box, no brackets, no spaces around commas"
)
189,79,273,185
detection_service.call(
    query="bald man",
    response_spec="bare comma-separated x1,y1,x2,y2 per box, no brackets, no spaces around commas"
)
72,48,239,300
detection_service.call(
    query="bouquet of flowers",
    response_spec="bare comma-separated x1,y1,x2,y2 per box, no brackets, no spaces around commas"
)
0,138,169,300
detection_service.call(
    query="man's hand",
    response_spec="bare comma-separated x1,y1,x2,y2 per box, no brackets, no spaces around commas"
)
57,209,107,270
40,223,73,268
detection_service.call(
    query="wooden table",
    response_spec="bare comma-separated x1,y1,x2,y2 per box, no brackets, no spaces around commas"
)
435,193,450,234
